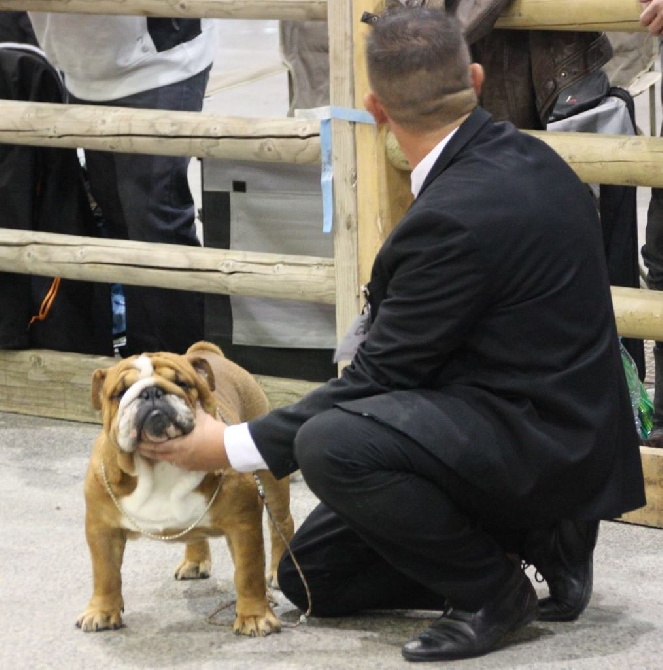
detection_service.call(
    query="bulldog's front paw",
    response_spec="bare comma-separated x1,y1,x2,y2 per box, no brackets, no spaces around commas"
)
76,606,124,632
233,608,281,637
174,557,211,580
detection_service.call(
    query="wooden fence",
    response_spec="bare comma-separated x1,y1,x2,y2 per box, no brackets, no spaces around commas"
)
0,0,661,526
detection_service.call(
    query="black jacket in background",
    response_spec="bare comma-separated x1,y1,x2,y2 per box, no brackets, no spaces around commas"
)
0,43,113,354
0,11,37,45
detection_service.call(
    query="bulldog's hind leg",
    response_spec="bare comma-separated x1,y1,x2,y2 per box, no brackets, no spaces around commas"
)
175,539,212,580
225,522,281,636
77,525,127,632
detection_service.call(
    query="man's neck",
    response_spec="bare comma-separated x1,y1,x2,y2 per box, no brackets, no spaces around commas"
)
394,113,471,170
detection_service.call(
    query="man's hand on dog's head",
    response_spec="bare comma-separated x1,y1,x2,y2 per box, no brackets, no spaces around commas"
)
137,405,230,471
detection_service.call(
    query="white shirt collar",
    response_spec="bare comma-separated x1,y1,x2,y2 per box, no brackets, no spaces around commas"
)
410,127,459,198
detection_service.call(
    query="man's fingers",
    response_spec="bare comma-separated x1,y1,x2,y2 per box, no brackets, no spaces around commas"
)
641,3,663,33
139,441,174,459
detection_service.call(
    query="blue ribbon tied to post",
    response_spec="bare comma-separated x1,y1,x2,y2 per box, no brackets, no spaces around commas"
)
316,106,376,233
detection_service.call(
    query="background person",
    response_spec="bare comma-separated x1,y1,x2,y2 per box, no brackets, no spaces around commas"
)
28,13,217,356
640,0,663,446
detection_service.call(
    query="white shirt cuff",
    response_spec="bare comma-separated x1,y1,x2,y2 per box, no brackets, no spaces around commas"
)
224,422,269,472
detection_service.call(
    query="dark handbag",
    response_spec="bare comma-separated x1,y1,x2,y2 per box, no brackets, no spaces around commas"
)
548,69,611,122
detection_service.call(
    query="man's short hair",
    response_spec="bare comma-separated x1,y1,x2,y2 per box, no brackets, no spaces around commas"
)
365,7,474,130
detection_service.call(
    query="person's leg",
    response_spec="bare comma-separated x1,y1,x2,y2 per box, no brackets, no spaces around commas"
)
0,142,37,349
643,177,663,445
642,162,663,445
291,408,537,661
294,409,518,610
278,502,450,617
72,69,209,355
642,48,663,445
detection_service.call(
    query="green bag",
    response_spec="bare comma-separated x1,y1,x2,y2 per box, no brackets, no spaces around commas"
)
620,340,653,440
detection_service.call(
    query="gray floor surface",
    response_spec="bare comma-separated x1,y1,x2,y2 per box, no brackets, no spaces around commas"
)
1,410,663,669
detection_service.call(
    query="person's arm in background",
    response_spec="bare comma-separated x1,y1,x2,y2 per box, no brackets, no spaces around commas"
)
641,0,663,35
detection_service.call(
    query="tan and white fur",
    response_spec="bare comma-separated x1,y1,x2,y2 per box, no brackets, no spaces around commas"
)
76,341,294,637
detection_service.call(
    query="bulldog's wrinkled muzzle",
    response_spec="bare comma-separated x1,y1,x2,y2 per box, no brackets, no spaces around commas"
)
134,386,195,443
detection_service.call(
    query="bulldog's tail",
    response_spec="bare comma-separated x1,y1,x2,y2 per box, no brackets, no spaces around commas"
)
186,340,225,358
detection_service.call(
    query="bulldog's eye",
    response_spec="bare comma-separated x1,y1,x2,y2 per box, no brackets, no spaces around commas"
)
175,380,192,391
110,387,127,401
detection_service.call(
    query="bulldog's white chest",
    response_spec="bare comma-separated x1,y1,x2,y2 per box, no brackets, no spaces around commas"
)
119,457,210,534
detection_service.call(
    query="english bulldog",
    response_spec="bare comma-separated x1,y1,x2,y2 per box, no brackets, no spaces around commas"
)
76,341,294,636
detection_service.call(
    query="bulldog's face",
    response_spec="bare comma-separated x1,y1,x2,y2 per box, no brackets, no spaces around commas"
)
91,352,216,453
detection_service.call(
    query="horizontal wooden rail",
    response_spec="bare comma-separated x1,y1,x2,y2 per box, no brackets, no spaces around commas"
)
0,231,662,339
0,349,320,423
612,287,663,341
0,101,321,163
0,287,663,422
496,0,644,32
386,130,663,188
531,131,663,188
0,0,328,20
619,446,663,529
0,0,645,31
0,230,336,304
5,100,663,188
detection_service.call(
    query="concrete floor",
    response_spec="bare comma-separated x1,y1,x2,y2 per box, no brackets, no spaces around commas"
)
0,410,662,669
1,19,663,670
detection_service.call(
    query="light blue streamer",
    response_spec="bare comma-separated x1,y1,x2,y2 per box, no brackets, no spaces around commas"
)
320,106,376,233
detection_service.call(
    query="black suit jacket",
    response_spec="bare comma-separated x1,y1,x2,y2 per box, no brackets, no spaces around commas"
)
249,107,645,522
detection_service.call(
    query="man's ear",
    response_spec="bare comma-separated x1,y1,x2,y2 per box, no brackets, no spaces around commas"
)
469,63,484,97
364,91,389,125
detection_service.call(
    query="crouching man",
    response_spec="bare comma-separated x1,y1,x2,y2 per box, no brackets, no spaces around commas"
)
139,7,645,663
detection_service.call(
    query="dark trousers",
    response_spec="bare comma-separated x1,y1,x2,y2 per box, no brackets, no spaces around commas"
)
70,67,210,355
642,50,663,426
278,408,532,616
643,49,663,295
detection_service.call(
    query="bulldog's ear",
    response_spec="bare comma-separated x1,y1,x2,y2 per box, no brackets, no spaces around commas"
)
90,369,107,410
190,357,216,392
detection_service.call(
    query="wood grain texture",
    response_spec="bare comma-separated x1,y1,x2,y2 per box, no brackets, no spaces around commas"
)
0,101,321,164
0,0,327,21
0,350,319,423
496,0,644,32
619,447,663,529
387,130,663,189
0,230,335,304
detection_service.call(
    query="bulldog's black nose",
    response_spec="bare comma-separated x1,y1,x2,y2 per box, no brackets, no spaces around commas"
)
139,386,164,402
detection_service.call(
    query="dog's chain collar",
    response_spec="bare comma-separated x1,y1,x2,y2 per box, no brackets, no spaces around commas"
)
99,459,222,542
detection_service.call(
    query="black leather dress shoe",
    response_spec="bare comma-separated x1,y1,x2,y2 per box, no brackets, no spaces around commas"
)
401,563,538,662
522,520,599,622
